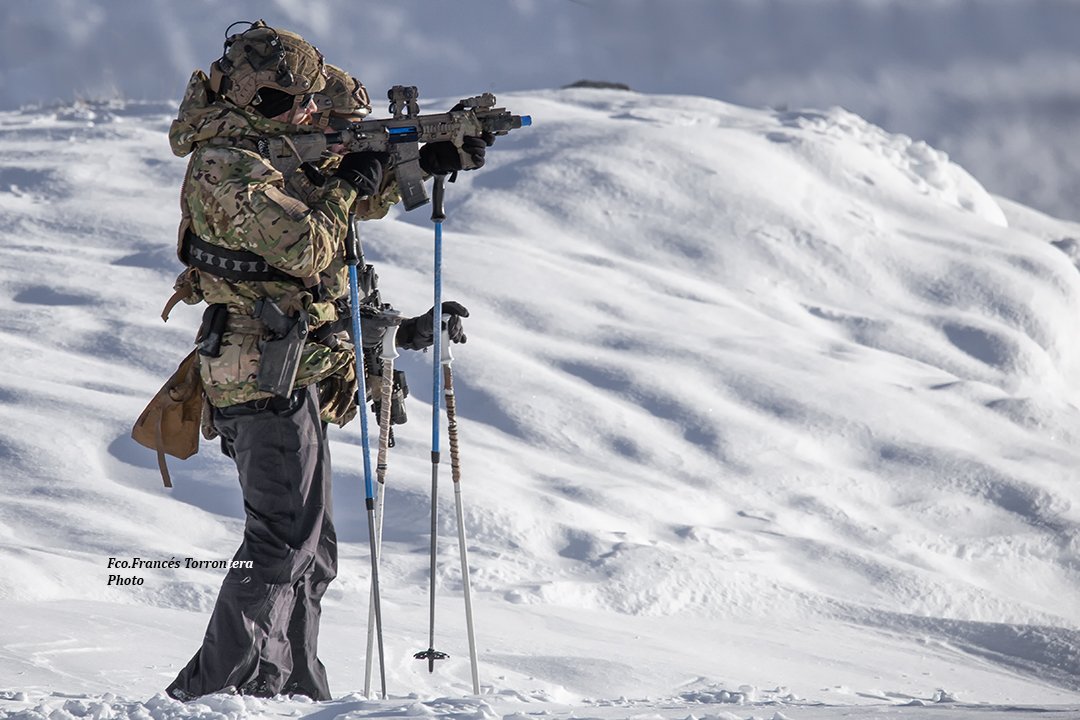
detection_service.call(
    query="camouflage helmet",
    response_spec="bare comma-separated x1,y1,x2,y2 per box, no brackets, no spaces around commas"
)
313,64,372,124
210,20,326,110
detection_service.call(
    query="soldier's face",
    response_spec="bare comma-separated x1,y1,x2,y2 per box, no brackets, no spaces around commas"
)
273,95,318,126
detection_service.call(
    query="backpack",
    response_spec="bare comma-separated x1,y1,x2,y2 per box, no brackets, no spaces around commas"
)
131,350,203,487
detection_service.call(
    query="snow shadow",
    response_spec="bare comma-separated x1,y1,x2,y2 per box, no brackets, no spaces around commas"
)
557,358,720,450
875,441,1070,533
0,436,28,471
854,609,1080,693
0,166,55,192
108,433,245,521
394,351,527,439
1051,236,1080,272
12,285,95,306
942,322,1014,368
112,244,180,273
985,396,1080,445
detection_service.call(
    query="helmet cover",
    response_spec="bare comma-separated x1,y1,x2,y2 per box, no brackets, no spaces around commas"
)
214,20,326,110
315,64,372,120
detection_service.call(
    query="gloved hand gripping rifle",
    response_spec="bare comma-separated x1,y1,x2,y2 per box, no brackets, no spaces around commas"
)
258,86,532,210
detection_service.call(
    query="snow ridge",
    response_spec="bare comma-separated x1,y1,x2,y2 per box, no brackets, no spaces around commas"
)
1,91,1079,716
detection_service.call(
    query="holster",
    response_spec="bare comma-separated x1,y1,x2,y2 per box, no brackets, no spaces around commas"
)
254,299,309,399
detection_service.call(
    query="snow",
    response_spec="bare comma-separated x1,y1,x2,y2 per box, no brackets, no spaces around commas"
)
1,87,1080,719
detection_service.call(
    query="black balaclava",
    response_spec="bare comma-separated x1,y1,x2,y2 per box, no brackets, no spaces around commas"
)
252,87,296,118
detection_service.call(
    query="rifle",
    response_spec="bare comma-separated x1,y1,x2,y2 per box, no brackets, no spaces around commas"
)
259,86,532,210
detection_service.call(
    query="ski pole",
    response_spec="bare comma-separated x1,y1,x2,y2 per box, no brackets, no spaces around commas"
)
364,315,400,697
441,327,480,694
415,174,449,673
346,215,388,699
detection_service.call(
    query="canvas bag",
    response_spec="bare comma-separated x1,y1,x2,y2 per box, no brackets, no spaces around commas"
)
131,350,202,487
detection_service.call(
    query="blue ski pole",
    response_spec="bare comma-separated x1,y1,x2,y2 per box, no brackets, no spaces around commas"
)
415,175,450,673
346,214,388,699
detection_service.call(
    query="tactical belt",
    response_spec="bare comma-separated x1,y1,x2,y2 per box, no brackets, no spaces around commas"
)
226,315,268,334
183,229,298,284
213,305,347,351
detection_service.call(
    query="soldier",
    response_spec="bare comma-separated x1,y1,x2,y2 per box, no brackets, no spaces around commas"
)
164,21,478,701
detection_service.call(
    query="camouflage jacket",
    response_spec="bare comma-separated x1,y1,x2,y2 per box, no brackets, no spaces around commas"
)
168,70,400,415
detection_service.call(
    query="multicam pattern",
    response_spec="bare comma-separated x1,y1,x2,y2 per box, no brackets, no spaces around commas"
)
168,70,399,421
216,22,327,108
317,64,371,120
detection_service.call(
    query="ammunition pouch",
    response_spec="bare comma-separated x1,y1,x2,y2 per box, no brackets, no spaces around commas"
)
196,303,229,357
131,350,204,488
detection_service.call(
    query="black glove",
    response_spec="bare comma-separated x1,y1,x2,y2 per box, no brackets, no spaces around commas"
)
397,301,469,350
418,134,493,176
334,151,389,195
462,134,492,167
419,141,463,176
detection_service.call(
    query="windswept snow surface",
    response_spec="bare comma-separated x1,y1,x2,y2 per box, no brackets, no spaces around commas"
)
1,90,1080,719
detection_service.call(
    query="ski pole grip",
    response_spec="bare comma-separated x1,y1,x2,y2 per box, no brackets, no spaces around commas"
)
345,214,360,266
431,174,446,222
380,318,401,362
440,325,454,366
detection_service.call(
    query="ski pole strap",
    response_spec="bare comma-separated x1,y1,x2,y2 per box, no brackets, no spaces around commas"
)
444,365,462,487
345,215,361,267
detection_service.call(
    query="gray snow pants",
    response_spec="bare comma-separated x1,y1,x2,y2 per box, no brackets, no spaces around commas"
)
167,384,337,701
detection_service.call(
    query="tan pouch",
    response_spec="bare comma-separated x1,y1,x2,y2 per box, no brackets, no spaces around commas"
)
131,350,203,487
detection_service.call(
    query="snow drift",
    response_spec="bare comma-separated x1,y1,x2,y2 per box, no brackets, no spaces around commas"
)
0,88,1079,718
